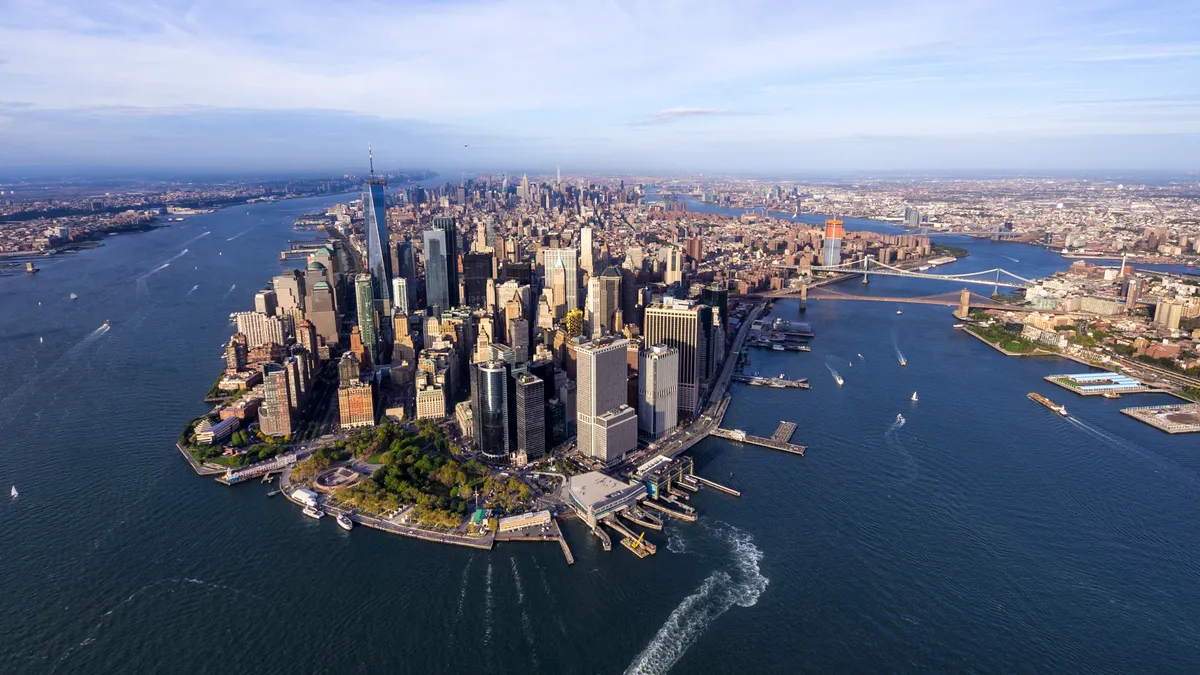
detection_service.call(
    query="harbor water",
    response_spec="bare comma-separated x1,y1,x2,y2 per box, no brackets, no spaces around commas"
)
1,195,1198,674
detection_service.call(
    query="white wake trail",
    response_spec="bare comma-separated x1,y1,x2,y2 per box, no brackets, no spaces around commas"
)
625,521,768,675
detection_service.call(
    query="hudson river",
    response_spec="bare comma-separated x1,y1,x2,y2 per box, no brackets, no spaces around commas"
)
1,194,1198,674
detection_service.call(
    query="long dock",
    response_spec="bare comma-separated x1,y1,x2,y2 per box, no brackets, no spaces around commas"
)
642,498,698,522
711,420,806,456
690,474,741,497
621,507,663,531
174,442,226,476
591,525,612,551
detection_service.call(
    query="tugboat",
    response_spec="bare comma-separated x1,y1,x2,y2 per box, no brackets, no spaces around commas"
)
336,513,354,531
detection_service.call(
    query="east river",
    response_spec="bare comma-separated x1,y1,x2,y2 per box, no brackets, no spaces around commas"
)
2,194,1198,674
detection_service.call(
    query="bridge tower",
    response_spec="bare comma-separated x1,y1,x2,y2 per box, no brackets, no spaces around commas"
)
861,256,870,284
800,281,807,312
955,288,971,320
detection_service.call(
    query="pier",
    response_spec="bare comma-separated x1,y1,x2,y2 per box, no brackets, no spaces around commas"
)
602,517,657,555
711,420,806,455
591,525,612,551
620,507,663,531
217,453,297,485
642,497,698,522
732,374,810,389
1120,403,1200,434
689,474,741,497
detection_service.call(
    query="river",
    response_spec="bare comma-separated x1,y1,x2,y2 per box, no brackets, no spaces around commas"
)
1,194,1198,674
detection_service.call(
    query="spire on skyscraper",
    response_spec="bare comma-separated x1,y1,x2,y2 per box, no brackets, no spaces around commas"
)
368,143,375,178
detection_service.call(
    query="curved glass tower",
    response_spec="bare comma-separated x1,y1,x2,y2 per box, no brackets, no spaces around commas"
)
471,361,509,460
363,179,391,306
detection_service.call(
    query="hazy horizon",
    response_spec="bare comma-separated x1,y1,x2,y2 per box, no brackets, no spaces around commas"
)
3,1,1200,172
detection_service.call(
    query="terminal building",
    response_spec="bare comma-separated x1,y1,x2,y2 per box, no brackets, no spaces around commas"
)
633,455,695,499
567,471,647,527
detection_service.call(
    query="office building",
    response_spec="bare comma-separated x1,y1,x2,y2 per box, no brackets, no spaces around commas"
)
580,226,594,276
471,361,509,460
392,277,410,316
432,216,459,308
423,228,450,315
259,364,293,437
664,246,685,286
700,282,729,332
234,311,286,348
587,266,621,337
542,248,579,313
354,273,379,367
576,337,638,465
822,218,844,267
338,351,361,385
638,344,679,439
272,270,306,315
254,289,278,317
307,280,339,345
338,380,375,429
463,252,493,307
394,241,416,306
643,300,713,416
363,155,392,306
514,372,546,461
224,333,248,374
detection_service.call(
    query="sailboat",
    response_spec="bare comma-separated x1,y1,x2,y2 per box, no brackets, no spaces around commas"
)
10,486,17,500
39,337,43,344
69,293,78,300
911,392,918,402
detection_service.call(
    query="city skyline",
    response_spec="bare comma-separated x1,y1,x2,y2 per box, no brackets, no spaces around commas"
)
2,1,1200,171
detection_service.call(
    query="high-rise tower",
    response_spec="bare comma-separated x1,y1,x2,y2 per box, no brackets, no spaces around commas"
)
822,218,844,267
471,361,509,460
638,344,679,439
575,336,638,466
363,145,391,306
423,228,450,315
432,216,459,308
354,273,378,367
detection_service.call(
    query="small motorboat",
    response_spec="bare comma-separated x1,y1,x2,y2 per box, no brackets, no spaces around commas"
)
896,414,905,424
302,506,325,519
896,310,903,315
337,513,354,531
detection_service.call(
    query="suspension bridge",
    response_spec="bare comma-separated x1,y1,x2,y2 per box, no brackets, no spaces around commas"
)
773,286,1015,309
774,256,1035,289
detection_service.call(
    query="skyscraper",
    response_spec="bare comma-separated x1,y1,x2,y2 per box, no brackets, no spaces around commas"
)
463,252,493,307
432,216,459,308
643,300,713,417
392,277,410,316
575,336,638,465
259,363,293,437
700,282,729,333
423,228,450,315
354,273,378,367
395,240,416,308
664,246,685,286
542,248,578,313
514,372,546,461
639,344,679,439
580,226,594,276
471,361,509,460
363,147,392,306
822,218,844,267
586,266,621,337
338,380,375,429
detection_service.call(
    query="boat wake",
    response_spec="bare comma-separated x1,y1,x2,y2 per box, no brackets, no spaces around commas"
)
1002,255,1020,263
483,561,494,648
884,418,919,484
222,284,237,299
892,332,907,366
625,521,768,675
181,230,211,246
1066,415,1200,491
226,228,254,241
666,527,689,554
825,363,842,385
511,557,541,669
185,284,199,297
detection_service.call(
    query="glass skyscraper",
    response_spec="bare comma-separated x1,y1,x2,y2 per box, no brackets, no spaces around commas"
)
423,229,449,316
432,216,459,308
471,361,509,460
363,179,391,306
354,274,378,367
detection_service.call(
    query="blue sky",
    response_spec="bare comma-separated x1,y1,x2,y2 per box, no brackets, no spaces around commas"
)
1,0,1199,173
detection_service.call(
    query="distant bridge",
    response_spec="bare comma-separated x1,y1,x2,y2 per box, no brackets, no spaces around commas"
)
778,287,1013,309
773,256,1035,289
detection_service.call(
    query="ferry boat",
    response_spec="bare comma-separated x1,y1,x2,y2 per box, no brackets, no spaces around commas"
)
302,506,325,519
336,513,354,530
772,344,785,351
1028,392,1068,416
952,323,965,329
